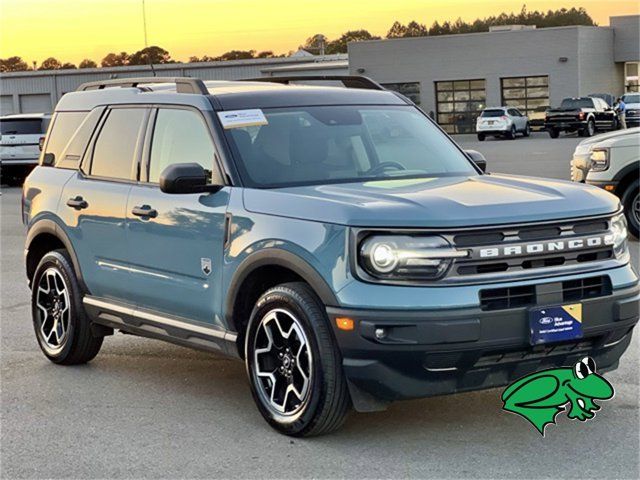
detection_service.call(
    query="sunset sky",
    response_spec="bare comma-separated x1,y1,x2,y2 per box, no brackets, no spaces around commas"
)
1,0,638,64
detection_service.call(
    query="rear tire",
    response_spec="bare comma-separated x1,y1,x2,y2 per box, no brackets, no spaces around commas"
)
507,125,516,139
31,250,103,365
245,282,350,436
477,133,485,141
548,128,560,139
523,123,531,137
582,119,596,137
621,179,640,239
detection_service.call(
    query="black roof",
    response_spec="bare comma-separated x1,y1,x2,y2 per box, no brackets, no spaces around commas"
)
204,81,407,110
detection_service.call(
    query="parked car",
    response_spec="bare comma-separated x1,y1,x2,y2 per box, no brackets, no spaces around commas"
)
621,92,640,127
571,127,640,238
23,76,638,436
476,107,530,140
545,97,618,138
588,93,615,108
1,113,51,186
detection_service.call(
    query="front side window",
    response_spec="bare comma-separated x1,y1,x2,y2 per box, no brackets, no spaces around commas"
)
224,105,478,188
148,109,215,183
90,108,146,180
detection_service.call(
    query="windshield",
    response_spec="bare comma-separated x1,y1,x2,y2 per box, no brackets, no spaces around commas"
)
0,119,46,135
622,94,640,104
481,109,505,118
560,98,594,109
223,105,477,188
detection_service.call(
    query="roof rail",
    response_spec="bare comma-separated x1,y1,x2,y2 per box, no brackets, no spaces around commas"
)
76,77,208,95
242,75,385,91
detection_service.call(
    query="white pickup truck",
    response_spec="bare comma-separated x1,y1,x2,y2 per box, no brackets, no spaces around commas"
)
571,127,640,238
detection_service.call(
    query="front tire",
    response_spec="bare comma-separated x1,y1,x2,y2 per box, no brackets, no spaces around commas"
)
621,179,640,239
245,282,350,436
548,128,560,138
31,250,103,364
477,133,485,141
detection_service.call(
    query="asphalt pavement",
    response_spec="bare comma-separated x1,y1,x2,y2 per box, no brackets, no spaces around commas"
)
1,132,638,479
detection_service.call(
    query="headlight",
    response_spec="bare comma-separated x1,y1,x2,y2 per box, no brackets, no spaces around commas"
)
606,213,629,261
359,235,468,281
590,148,610,171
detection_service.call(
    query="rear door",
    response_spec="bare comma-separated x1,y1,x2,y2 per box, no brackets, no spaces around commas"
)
58,106,149,301
125,106,229,326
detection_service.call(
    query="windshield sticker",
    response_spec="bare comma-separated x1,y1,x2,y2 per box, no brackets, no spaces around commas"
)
363,178,436,189
218,109,268,129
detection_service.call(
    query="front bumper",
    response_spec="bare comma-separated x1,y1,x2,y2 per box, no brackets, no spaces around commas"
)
328,281,639,411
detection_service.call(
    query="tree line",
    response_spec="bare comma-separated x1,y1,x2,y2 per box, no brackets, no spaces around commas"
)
0,6,595,72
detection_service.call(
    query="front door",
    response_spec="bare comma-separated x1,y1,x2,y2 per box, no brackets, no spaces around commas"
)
125,107,229,327
58,106,148,301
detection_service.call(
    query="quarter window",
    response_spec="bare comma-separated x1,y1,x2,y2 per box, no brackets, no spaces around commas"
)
148,109,215,183
380,82,421,105
90,108,146,180
435,79,486,134
501,76,549,118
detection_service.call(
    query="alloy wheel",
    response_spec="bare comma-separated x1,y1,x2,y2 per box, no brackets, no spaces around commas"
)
252,308,312,416
633,192,640,226
35,268,71,354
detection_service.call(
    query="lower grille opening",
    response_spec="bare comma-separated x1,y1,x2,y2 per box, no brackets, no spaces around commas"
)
479,275,611,311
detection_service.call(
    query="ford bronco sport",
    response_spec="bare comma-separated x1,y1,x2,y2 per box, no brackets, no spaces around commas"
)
23,76,639,436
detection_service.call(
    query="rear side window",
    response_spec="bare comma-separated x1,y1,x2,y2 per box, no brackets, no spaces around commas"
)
44,112,87,165
90,108,146,180
55,108,104,169
148,108,216,183
0,119,45,135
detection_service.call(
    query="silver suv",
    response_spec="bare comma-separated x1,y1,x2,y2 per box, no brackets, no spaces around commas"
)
1,113,51,186
476,107,530,141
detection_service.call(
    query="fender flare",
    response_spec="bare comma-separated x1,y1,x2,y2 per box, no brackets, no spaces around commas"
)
25,218,88,292
613,162,640,192
224,248,339,329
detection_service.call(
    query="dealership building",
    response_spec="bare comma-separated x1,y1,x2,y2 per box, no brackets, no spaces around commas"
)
1,14,638,134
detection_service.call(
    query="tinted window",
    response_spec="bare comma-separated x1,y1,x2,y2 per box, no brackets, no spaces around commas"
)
622,94,640,103
91,108,146,180
44,112,87,165
0,119,45,135
481,110,505,117
225,105,477,188
148,109,215,183
561,98,594,109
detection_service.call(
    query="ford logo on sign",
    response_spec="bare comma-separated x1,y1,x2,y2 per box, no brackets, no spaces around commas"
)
539,317,554,325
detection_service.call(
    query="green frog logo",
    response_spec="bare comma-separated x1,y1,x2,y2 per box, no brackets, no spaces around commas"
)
502,357,614,435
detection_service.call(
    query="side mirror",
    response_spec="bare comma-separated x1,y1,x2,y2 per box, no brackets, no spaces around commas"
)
159,163,222,194
465,149,487,172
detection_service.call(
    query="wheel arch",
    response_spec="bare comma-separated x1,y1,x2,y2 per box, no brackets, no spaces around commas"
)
25,219,88,292
225,249,339,355
613,162,640,198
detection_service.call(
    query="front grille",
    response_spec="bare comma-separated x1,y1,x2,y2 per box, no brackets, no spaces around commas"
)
479,275,611,311
451,217,612,278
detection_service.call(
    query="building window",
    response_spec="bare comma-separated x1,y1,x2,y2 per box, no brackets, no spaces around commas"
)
625,63,639,92
381,82,421,105
435,79,486,134
501,76,549,119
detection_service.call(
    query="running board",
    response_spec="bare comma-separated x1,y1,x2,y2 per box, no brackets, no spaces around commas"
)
83,296,240,358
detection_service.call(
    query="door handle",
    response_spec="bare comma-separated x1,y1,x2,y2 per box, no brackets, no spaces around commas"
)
66,196,88,210
131,205,158,218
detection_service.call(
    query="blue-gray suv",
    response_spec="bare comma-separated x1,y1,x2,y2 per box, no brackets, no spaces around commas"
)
23,76,639,436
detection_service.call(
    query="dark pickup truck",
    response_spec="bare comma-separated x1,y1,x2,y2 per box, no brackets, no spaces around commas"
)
545,97,618,138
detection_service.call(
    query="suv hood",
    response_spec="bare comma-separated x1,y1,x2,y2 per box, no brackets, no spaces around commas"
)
243,174,619,228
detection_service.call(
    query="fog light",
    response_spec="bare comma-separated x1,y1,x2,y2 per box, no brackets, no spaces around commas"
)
375,328,386,340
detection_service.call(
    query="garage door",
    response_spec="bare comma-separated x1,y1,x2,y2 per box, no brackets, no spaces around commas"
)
19,94,52,114
0,95,14,115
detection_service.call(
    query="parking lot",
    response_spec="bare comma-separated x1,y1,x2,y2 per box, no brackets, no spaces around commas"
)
1,133,638,479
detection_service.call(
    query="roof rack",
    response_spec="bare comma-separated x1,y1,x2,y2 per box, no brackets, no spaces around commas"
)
242,75,385,91
76,77,208,95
